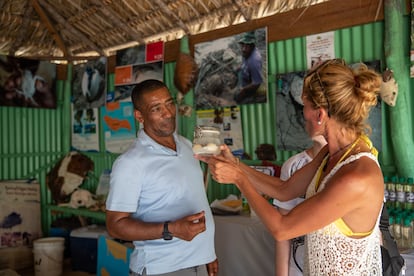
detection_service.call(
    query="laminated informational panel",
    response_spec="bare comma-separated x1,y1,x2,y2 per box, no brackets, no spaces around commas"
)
0,180,42,248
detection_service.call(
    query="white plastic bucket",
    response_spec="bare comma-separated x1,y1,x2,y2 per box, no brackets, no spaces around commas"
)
33,237,65,276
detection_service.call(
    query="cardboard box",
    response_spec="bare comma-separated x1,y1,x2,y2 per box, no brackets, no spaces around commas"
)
97,236,133,276
70,225,108,273
0,180,42,248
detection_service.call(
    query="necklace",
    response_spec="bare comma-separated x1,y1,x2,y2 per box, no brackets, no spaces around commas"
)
322,136,361,172
316,135,376,192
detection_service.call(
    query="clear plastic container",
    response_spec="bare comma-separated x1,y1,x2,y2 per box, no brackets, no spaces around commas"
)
95,169,111,198
192,126,221,155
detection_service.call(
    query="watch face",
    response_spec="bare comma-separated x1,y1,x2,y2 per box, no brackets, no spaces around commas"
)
163,231,173,240
163,222,173,240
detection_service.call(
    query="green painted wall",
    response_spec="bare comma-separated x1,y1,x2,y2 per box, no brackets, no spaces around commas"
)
1,18,413,232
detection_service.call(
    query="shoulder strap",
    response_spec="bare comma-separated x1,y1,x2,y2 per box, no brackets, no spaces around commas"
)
380,206,402,259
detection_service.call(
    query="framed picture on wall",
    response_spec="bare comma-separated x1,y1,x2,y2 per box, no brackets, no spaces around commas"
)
194,27,268,109
0,55,57,109
72,57,107,110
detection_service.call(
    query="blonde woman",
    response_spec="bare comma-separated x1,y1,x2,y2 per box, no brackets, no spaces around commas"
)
198,59,383,275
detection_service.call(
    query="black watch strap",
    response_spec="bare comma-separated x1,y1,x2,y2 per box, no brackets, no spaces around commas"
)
162,221,173,240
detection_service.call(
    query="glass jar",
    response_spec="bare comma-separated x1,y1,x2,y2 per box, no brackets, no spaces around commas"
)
192,126,221,155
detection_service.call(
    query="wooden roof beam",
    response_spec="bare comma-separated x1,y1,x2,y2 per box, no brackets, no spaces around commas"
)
30,0,70,57
37,0,104,56
154,0,190,34
91,0,145,45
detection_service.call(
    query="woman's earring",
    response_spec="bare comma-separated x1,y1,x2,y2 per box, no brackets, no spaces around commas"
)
317,121,322,125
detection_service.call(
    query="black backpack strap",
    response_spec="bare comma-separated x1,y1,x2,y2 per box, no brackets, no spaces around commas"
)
380,205,405,275
379,205,390,231
380,206,399,256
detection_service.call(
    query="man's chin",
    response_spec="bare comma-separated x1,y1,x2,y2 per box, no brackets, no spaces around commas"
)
162,125,176,136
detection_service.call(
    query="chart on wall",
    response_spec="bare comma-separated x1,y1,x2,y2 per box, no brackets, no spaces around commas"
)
276,60,382,151
102,101,136,153
194,27,268,109
0,55,57,109
196,106,244,155
111,41,164,102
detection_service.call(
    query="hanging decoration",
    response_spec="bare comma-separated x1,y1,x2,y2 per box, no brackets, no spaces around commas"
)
380,69,398,106
174,53,199,98
174,35,199,107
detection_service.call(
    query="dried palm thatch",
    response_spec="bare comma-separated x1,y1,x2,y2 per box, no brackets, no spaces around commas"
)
0,0,328,61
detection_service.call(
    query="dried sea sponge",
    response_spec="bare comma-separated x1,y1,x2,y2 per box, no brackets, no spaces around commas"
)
174,52,199,95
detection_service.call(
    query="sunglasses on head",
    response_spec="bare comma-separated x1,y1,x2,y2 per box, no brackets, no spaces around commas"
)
307,58,346,117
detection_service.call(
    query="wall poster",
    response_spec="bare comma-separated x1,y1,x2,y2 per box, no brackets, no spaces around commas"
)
276,60,382,152
103,101,136,153
306,31,335,69
71,106,100,152
194,27,268,109
111,41,164,102
0,55,57,108
72,57,107,110
71,57,107,151
99,41,164,153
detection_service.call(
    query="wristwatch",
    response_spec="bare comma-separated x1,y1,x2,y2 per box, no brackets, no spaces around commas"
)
162,221,173,240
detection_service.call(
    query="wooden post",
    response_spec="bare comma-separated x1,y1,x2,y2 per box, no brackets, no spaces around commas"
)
384,0,414,177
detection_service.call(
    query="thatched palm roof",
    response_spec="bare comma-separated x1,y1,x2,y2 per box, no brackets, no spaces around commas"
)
0,0,328,61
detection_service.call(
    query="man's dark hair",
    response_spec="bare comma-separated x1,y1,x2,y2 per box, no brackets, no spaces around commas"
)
131,79,167,110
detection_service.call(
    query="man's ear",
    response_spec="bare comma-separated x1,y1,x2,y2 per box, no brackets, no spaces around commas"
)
134,109,144,123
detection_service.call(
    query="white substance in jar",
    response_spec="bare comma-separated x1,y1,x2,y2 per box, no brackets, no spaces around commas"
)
205,143,218,152
192,126,221,155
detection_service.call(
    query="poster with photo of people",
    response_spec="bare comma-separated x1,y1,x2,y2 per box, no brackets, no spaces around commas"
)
194,28,268,109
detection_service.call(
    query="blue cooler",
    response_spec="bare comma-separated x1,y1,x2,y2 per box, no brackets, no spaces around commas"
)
70,225,109,273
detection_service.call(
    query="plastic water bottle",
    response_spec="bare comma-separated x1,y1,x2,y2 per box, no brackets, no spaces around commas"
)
388,176,397,209
396,176,405,210
405,177,414,210
96,169,111,198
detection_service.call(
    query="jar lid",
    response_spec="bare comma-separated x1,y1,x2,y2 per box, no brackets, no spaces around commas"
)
196,126,220,133
194,126,220,136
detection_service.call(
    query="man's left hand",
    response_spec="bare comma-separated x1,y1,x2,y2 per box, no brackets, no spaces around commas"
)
206,259,218,276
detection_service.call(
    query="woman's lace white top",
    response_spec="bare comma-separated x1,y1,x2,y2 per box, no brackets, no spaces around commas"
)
303,152,382,275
